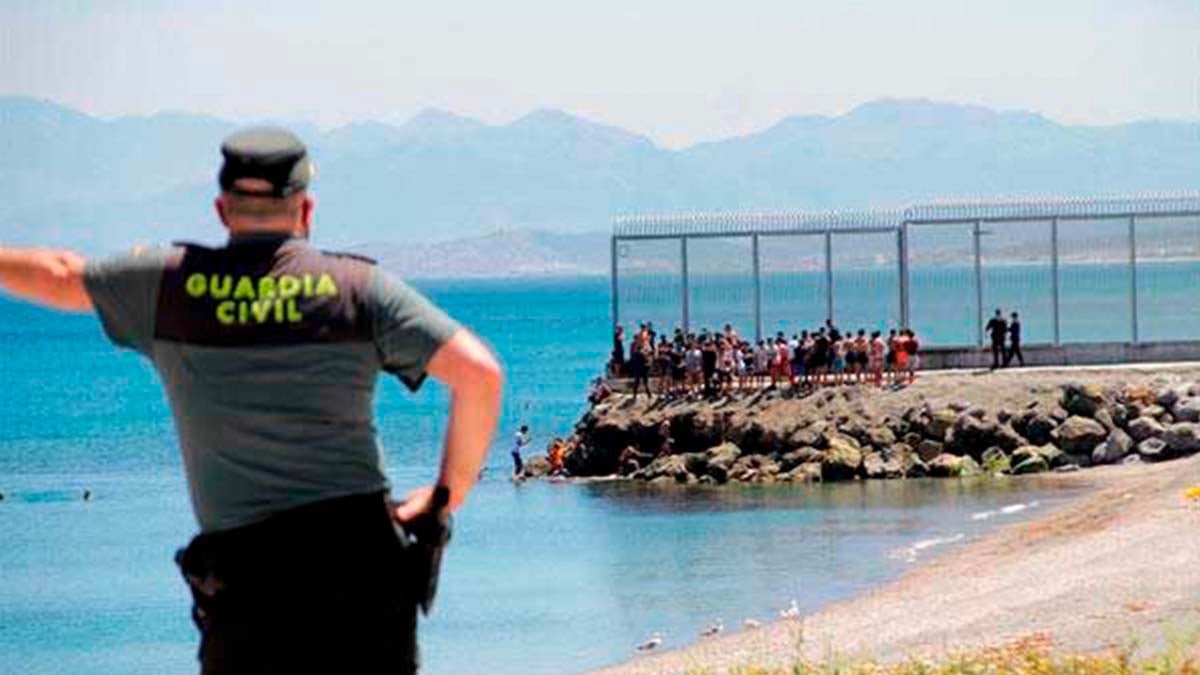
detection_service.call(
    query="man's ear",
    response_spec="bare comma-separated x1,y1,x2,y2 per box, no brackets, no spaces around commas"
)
301,194,315,227
214,196,231,231
297,193,316,237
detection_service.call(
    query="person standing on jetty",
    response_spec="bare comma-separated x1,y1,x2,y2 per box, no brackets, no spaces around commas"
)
512,424,531,478
0,127,503,674
986,308,1008,370
611,324,625,377
1005,311,1025,367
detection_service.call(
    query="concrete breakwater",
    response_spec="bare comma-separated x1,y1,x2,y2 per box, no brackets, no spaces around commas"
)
526,368,1200,484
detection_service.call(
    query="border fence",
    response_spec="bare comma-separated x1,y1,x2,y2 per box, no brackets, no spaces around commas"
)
611,194,1200,349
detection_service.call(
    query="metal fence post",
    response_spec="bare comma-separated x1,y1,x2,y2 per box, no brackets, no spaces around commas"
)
680,236,690,334
973,220,983,347
897,224,910,328
752,233,762,342
825,231,834,322
1050,218,1060,346
1129,215,1138,343
610,235,619,329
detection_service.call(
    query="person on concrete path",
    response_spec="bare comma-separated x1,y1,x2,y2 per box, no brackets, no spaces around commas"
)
0,126,503,674
986,308,1008,370
1005,311,1025,367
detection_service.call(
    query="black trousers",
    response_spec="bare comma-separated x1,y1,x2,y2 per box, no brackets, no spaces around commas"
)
991,341,1004,369
178,492,419,674
1005,342,1024,367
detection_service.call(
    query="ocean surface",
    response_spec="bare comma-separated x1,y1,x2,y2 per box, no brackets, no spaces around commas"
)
0,272,1117,675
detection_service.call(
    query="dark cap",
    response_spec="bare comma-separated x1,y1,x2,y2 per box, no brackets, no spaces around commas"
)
218,126,315,198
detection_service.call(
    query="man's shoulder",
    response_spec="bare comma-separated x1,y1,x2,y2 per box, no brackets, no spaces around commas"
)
318,248,377,265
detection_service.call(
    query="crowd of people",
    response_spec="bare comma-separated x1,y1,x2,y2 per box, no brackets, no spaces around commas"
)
609,320,921,400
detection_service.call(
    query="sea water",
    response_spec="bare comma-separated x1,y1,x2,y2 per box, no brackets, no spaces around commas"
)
0,274,1105,674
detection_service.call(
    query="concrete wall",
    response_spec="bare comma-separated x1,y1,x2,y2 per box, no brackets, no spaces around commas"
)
921,340,1200,370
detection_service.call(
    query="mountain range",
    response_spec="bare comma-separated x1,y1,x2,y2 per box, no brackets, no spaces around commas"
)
1,96,1197,277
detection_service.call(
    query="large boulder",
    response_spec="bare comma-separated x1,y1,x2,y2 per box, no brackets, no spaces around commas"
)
681,452,711,477
522,455,553,478
821,435,863,481
993,424,1026,451
916,439,944,462
588,416,636,456
840,421,873,448
1126,417,1166,443
1053,416,1108,454
980,447,1011,474
779,446,822,472
789,421,829,449
959,455,982,477
947,415,998,456
1164,423,1200,455
1010,444,1064,468
705,443,742,473
862,452,887,479
785,462,823,483
729,455,780,482
1137,437,1168,462
732,420,791,456
670,409,724,453
947,416,1024,458
860,452,905,479
1173,398,1200,423
1012,454,1050,475
905,457,930,478
1141,404,1167,420
1156,386,1181,410
1061,383,1108,418
927,453,966,477
1092,429,1133,465
926,409,958,440
564,442,614,476
637,455,690,482
1037,443,1066,468
867,426,896,449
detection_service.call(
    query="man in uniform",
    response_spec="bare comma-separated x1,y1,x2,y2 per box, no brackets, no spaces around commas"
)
0,127,503,673
986,308,1008,370
1005,311,1025,367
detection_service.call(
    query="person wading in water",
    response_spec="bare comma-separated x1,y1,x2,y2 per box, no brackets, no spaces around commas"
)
0,127,503,674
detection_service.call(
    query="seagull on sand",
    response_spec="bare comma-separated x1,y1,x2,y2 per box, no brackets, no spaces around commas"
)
636,633,664,651
700,619,723,638
779,599,800,620
743,618,762,629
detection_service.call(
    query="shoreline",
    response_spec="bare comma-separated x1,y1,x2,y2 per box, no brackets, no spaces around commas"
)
591,453,1200,674
545,362,1200,488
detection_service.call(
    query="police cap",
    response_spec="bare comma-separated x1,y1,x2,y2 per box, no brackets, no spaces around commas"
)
218,126,315,198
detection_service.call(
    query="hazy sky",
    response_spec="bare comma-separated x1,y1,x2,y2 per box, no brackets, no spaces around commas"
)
2,0,1198,147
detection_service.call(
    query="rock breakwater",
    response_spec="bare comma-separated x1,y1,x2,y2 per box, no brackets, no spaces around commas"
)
526,374,1200,485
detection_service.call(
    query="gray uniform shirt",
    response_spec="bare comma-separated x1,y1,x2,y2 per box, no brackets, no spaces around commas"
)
84,235,460,533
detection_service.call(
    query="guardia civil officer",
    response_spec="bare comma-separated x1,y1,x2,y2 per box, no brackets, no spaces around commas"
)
0,127,503,673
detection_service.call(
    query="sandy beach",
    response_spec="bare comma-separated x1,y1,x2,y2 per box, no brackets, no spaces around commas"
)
593,365,1200,674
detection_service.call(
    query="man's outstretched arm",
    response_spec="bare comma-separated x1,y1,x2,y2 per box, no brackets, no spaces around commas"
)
0,247,93,312
393,329,503,520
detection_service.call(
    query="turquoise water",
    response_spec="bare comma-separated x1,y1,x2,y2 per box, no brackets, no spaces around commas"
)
0,276,1098,674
